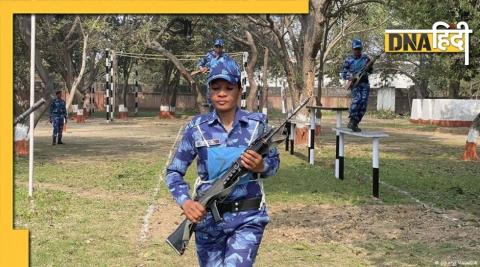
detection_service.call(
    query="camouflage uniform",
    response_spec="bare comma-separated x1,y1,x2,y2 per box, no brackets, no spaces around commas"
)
166,56,280,267
198,39,230,108
341,39,371,127
49,97,67,145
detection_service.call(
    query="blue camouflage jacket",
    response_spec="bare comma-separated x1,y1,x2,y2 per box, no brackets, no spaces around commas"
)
49,98,67,119
165,108,280,207
197,50,231,70
340,54,371,84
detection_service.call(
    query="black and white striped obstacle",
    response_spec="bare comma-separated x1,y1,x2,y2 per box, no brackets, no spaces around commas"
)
240,52,249,110
105,49,114,123
332,127,389,198
286,106,349,165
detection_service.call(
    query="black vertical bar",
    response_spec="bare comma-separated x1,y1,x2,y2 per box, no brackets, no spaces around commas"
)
290,123,295,155
335,135,339,160
339,156,344,180
309,129,315,163
105,49,110,122
373,168,379,198
285,121,290,151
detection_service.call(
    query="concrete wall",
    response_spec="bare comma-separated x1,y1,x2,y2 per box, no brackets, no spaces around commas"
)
377,88,396,111
411,99,480,127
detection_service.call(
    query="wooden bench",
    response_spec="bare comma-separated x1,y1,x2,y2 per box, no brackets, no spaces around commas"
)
332,127,389,198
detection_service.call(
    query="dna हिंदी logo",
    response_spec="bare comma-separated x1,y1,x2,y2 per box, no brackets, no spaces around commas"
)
384,21,473,65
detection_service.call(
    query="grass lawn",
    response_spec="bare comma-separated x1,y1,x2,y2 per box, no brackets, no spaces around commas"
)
14,114,480,266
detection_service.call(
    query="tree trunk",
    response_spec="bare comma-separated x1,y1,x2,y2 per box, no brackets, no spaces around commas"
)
169,70,181,115
244,31,259,111
147,40,208,114
122,60,133,107
65,32,89,110
448,79,460,98
260,47,269,112
16,16,56,128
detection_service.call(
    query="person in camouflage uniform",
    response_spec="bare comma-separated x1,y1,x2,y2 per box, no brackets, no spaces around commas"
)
166,55,280,267
341,39,372,132
196,38,232,109
49,90,67,145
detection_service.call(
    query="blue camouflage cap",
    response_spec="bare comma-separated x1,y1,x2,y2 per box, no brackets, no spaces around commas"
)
214,38,225,47
207,56,241,86
352,38,363,49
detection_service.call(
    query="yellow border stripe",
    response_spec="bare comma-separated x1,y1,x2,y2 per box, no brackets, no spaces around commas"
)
2,1,309,14
0,1,308,266
0,10,29,267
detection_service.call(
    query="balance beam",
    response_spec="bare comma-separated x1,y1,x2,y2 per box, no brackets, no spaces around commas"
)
306,106,348,165
332,127,389,198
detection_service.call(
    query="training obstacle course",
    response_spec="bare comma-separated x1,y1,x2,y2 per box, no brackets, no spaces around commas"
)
285,105,389,198
306,106,349,165
332,127,389,198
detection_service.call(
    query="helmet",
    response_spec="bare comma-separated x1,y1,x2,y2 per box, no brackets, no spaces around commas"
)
214,38,225,47
352,39,363,49
207,56,241,86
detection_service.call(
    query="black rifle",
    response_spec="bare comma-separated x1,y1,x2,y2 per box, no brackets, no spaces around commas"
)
166,97,311,255
14,98,46,126
345,52,383,90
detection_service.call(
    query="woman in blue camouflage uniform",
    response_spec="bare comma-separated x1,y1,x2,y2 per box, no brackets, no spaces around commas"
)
341,39,372,132
165,55,280,267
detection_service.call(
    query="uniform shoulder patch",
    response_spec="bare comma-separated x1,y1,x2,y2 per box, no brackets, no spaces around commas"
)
186,114,209,129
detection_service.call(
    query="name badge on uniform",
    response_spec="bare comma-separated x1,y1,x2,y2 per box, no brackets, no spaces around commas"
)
195,139,221,148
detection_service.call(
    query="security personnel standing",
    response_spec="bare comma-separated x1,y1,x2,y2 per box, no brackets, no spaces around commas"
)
194,39,233,109
49,90,67,145
166,55,280,266
341,39,372,132
196,38,229,74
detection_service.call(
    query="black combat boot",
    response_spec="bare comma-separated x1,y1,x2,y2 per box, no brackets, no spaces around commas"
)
347,120,361,132
351,122,361,132
52,136,57,145
57,135,64,145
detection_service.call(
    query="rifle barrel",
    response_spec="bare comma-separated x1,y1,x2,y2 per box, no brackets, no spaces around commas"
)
14,98,46,126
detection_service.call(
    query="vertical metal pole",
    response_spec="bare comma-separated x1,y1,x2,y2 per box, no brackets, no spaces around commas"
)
280,80,286,114
339,132,344,180
289,122,295,155
240,52,248,110
335,111,342,178
28,14,36,198
308,108,315,165
111,50,115,121
134,68,139,115
285,121,290,151
372,138,380,198
105,49,110,122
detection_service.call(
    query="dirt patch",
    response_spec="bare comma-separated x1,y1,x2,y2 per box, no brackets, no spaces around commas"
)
141,197,184,243
266,203,480,247
31,117,187,163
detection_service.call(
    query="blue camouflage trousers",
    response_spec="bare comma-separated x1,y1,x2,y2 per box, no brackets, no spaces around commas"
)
195,206,269,267
52,116,64,138
349,83,370,124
